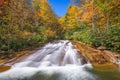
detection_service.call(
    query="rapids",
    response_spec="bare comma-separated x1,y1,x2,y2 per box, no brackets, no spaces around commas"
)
0,40,97,80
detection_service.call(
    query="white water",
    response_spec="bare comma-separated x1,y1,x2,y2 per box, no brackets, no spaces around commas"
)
0,40,97,80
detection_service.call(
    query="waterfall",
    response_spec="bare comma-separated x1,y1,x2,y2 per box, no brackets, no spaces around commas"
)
0,40,97,80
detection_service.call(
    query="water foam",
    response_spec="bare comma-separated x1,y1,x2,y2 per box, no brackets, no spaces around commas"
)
0,40,97,80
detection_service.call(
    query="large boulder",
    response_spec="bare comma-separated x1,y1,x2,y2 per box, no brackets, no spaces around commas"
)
73,41,119,64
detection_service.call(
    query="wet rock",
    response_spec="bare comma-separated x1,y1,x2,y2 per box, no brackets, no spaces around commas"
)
0,66,11,72
73,41,119,64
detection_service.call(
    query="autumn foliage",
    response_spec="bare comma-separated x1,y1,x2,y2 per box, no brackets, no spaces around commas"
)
60,0,120,53
0,0,60,53
0,0,120,53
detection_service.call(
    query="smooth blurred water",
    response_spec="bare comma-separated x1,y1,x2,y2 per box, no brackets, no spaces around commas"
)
0,40,120,80
12,40,87,67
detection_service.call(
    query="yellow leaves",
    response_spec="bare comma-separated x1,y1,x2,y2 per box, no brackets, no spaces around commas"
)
82,10,92,21
85,0,89,3
68,6,78,15
33,0,39,3
75,9,83,19
81,1,93,21
38,10,44,17
59,16,65,24
19,31,31,39
36,0,56,25
98,18,107,26
42,27,55,37
17,2,22,10
40,0,50,10
22,31,31,36
59,6,80,29
41,0,48,3
32,0,46,18
81,0,94,19
59,0,96,28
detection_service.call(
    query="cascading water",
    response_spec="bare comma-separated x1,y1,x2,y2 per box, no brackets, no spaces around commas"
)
0,40,97,80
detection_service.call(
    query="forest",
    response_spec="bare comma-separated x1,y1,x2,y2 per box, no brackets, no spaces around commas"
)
0,0,120,80
0,0,120,54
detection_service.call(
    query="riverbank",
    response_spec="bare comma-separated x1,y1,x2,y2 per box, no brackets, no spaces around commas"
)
73,41,120,64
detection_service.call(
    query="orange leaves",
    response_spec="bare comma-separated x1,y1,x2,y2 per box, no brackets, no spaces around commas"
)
98,18,107,26
0,9,3,15
75,9,83,19
81,0,93,22
82,10,92,21
18,31,32,41
3,0,8,6
0,0,2,5
85,0,89,3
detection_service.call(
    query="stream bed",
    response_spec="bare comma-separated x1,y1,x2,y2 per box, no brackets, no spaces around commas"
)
0,40,120,80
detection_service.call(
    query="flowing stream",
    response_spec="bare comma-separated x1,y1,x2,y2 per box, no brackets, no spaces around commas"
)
1,40,116,80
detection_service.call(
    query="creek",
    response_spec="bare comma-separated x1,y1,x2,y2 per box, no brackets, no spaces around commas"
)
0,40,120,80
